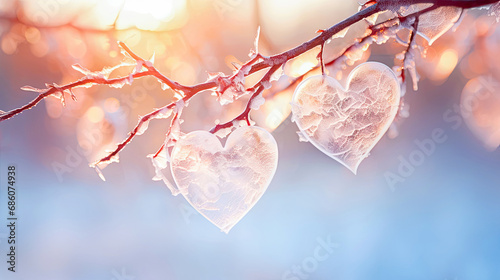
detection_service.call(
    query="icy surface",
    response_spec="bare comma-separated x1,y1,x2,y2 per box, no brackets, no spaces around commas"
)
170,126,278,233
249,93,265,110
291,62,400,174
219,85,246,105
489,2,500,22
149,145,179,196
401,5,462,45
332,27,349,39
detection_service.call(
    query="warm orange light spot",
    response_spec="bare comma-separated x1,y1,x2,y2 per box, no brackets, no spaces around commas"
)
434,49,458,80
30,40,49,57
1,36,17,55
148,43,166,57
86,106,105,123
25,27,41,44
425,46,437,61
171,62,196,85
68,38,87,59
290,60,316,77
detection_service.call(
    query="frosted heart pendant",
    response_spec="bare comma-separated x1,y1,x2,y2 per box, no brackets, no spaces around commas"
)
291,62,400,174
170,126,278,233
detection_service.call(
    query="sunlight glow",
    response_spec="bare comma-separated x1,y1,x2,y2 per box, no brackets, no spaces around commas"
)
113,0,187,31
124,0,174,20
434,49,458,80
86,106,105,123
290,60,316,77
24,27,41,44
22,0,187,32
265,109,285,130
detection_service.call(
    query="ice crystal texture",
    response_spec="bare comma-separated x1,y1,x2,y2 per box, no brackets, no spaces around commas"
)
291,62,400,174
400,4,462,45
489,2,500,22
170,126,278,233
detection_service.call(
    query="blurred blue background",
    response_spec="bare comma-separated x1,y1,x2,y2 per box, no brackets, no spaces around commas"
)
1,0,500,279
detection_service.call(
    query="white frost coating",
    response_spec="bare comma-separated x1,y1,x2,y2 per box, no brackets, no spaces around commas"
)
328,20,402,79
72,63,93,76
145,52,155,67
345,42,368,63
164,100,185,142
219,85,246,106
489,2,500,22
134,60,144,74
400,5,462,45
109,82,126,89
126,74,134,85
170,126,278,233
72,62,134,79
157,107,173,119
21,85,45,92
362,7,383,25
94,166,106,182
271,66,284,82
213,126,233,139
262,80,272,90
297,131,309,142
332,27,349,39
291,62,401,174
148,146,180,196
249,26,260,57
136,119,150,135
136,108,173,136
250,93,265,110
404,47,420,91
174,99,185,113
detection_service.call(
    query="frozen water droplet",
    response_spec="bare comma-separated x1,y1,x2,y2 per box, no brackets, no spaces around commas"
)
94,166,106,181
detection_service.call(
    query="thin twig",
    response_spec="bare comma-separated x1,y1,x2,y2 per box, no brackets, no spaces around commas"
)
1,0,499,170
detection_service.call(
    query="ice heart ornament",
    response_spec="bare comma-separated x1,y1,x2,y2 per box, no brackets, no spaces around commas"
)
170,126,278,233
291,62,400,174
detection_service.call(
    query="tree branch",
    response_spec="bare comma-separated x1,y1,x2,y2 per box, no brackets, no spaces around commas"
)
1,0,498,173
